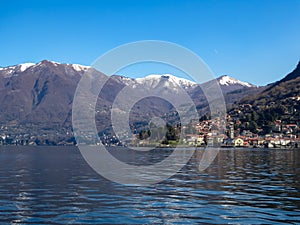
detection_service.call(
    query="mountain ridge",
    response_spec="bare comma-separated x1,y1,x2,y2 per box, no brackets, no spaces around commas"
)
263,61,300,93
0,60,256,87
0,59,298,144
228,61,300,134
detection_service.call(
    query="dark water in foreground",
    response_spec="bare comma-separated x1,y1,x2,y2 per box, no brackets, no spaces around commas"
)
0,146,299,224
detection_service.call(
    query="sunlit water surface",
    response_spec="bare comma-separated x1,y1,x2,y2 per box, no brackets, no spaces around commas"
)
0,146,299,224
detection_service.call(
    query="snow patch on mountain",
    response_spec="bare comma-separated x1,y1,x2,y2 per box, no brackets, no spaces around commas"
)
218,75,254,87
0,61,257,91
0,63,35,72
70,64,91,72
114,76,137,86
0,63,35,78
48,60,60,65
136,74,197,89
35,60,59,67
19,63,35,72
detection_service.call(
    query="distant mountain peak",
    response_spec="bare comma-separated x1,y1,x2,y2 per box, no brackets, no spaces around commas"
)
0,62,35,72
70,64,91,72
0,60,93,79
136,74,197,89
31,60,91,72
38,60,60,65
1,61,257,90
218,75,254,87
0,62,36,77
18,63,35,72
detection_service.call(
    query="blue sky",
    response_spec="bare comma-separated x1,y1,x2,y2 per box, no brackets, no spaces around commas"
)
0,0,299,85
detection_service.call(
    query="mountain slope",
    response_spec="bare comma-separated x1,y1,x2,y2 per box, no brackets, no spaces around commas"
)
242,61,300,105
136,74,197,90
229,61,300,134
0,60,261,143
0,60,84,127
266,61,300,90
215,75,256,93
189,75,261,111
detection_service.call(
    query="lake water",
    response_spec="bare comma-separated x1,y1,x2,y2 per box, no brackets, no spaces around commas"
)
0,146,299,224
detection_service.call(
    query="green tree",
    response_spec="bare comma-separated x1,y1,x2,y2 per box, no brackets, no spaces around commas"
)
249,121,258,133
252,111,259,122
165,123,177,141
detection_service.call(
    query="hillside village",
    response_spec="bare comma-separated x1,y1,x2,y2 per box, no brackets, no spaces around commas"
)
0,100,299,148
0,117,298,148
182,114,299,148
134,111,299,149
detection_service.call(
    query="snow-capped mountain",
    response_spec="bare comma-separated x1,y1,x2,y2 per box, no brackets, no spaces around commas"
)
111,75,137,87
111,74,197,94
218,75,254,87
0,61,254,90
69,64,91,72
0,59,297,145
0,60,263,140
18,63,35,72
0,60,91,77
135,74,197,89
0,63,35,77
198,74,257,96
33,60,91,72
0,61,259,111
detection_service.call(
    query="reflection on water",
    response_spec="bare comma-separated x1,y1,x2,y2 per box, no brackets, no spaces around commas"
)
0,146,299,224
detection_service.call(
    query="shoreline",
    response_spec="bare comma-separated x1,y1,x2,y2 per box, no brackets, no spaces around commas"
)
0,145,298,151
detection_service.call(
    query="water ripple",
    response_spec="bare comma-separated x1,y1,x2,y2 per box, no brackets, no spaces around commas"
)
0,147,299,224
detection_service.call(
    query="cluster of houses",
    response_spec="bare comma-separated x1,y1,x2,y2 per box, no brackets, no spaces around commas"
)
0,125,75,146
182,119,299,148
0,114,299,148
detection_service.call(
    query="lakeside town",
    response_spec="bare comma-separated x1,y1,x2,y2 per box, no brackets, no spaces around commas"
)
135,115,299,149
181,116,299,149
1,110,299,149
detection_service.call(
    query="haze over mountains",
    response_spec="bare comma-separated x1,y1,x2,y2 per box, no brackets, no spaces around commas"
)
0,59,298,143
